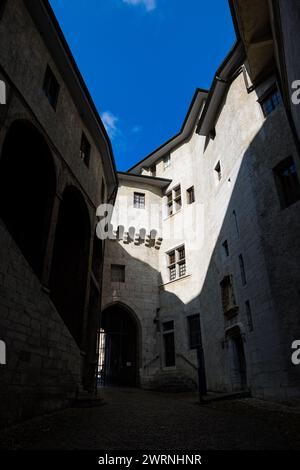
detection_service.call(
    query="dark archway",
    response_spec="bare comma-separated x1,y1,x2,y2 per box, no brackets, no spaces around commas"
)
0,120,56,277
99,303,139,387
50,186,91,347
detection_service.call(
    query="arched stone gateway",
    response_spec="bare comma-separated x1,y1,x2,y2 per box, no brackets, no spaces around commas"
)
0,120,56,277
99,303,141,387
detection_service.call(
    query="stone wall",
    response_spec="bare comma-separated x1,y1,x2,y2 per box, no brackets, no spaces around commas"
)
0,220,81,428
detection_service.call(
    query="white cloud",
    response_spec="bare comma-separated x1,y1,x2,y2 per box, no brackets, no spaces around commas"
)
101,111,119,140
122,0,156,12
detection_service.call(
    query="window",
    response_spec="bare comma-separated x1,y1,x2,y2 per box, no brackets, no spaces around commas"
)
163,155,171,169
220,275,238,317
273,157,300,208
222,240,229,259
233,210,240,239
167,245,186,281
163,321,175,367
214,161,222,182
166,185,182,217
187,314,201,349
260,86,282,117
134,192,145,209
187,186,195,204
239,254,247,286
245,300,254,332
150,165,156,177
43,65,60,109
166,192,173,217
174,186,182,212
80,132,91,167
111,264,125,283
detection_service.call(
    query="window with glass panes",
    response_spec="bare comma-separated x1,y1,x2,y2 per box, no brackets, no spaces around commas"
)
167,245,186,281
133,192,145,209
166,186,182,217
187,186,195,204
260,86,282,117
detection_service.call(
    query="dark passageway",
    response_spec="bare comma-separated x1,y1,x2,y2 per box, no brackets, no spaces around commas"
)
99,304,139,387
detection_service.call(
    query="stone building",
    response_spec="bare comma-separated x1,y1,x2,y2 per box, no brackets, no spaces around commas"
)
0,0,117,427
1,0,300,431
102,6,300,399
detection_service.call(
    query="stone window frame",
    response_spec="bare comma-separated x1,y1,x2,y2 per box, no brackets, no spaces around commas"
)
166,244,186,282
187,186,195,204
133,192,146,209
165,185,182,218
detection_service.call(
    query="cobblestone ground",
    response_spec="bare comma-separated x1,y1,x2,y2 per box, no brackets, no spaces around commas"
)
1,388,300,450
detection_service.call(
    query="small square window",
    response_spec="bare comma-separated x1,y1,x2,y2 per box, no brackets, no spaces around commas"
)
111,264,125,283
80,132,91,167
273,157,300,208
187,186,195,204
134,192,145,209
43,65,60,110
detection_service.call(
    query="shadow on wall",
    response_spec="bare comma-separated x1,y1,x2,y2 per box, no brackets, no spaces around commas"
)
0,119,102,427
102,101,300,399
196,102,300,400
101,240,200,392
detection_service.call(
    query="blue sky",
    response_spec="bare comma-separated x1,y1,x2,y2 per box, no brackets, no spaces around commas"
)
49,0,236,171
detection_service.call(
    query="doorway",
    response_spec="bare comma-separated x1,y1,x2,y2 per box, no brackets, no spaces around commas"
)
98,304,139,387
228,328,247,390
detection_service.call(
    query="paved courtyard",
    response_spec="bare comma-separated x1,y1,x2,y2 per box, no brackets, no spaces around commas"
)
1,388,300,450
